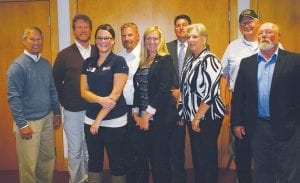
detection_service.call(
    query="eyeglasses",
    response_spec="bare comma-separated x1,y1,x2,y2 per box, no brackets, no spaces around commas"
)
240,19,255,26
95,37,112,41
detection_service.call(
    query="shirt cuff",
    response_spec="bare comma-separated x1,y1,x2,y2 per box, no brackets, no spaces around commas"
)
20,124,29,129
146,105,156,115
132,107,139,115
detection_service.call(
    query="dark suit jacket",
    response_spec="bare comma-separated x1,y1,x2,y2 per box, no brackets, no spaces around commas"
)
167,40,192,87
231,49,300,140
133,54,177,124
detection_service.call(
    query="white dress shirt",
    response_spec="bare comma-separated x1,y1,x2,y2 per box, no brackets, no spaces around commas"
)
118,43,141,105
75,40,91,60
24,50,41,62
221,38,258,91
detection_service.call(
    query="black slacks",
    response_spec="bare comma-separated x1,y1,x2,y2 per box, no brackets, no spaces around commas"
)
235,134,252,183
188,117,223,183
171,121,187,183
84,124,128,176
127,118,174,183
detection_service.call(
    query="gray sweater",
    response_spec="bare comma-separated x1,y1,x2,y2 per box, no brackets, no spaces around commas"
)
7,53,60,128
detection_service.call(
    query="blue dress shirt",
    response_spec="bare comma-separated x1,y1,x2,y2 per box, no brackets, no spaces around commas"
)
257,50,278,118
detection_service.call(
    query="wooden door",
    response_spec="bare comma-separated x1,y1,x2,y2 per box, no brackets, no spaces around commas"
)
75,0,230,169
0,0,51,170
255,0,300,52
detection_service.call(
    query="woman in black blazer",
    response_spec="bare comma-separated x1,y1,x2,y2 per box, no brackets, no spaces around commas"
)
129,25,177,183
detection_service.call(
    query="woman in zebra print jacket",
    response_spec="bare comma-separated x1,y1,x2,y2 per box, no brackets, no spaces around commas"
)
178,23,225,183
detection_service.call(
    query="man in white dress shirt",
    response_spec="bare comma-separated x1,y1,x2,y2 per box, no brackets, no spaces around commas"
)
118,22,141,183
221,9,260,183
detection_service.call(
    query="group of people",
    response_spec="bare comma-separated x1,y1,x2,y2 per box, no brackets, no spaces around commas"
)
6,9,300,183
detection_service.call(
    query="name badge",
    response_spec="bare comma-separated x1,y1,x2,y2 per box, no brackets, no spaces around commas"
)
87,67,96,72
103,66,111,71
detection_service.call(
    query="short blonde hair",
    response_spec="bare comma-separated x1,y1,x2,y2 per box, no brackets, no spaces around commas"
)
121,22,139,33
185,23,208,38
140,25,169,66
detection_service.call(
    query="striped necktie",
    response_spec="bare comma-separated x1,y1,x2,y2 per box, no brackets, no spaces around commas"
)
178,43,185,80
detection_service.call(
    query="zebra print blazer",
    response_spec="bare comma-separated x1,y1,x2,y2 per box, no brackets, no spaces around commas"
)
178,49,225,122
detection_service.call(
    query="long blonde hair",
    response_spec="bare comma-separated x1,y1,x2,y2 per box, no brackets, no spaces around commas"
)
140,25,169,66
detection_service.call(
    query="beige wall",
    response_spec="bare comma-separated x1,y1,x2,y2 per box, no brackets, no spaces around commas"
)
253,0,300,52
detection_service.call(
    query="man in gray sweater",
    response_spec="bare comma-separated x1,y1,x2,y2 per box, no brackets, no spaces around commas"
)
7,26,61,183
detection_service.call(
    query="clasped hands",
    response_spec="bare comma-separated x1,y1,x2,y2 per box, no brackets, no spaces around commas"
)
133,112,152,131
99,96,116,110
191,117,201,133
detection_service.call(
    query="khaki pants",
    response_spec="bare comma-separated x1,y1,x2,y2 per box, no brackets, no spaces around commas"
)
13,113,55,183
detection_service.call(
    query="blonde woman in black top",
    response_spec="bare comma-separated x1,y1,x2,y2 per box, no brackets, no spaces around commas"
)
130,25,177,183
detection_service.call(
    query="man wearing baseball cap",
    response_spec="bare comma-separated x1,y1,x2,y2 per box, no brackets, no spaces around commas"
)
238,9,259,22
221,9,260,183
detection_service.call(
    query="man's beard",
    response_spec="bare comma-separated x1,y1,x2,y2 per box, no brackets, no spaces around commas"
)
259,39,275,51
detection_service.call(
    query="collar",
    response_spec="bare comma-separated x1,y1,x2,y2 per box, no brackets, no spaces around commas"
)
121,43,141,56
24,50,41,62
91,51,114,67
75,40,91,50
192,48,209,60
258,46,279,62
130,43,141,56
177,40,188,48
242,37,258,49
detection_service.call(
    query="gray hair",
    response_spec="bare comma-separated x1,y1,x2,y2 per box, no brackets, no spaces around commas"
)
22,26,43,39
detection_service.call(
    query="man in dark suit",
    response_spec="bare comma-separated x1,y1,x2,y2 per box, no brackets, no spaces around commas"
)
167,14,192,183
231,22,300,183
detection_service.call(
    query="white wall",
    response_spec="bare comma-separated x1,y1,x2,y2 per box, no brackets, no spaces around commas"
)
57,0,70,158
238,0,250,38
57,0,71,51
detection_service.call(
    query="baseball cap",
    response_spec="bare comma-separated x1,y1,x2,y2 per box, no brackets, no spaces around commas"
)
239,9,258,22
